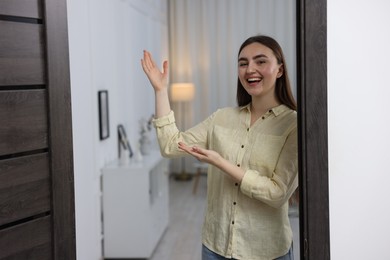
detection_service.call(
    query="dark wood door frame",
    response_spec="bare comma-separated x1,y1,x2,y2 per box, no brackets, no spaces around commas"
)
44,0,76,259
297,0,330,259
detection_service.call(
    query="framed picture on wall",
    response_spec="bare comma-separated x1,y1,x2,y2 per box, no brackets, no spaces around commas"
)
98,90,109,140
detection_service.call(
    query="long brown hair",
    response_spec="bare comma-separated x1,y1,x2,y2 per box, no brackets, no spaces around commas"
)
236,35,297,111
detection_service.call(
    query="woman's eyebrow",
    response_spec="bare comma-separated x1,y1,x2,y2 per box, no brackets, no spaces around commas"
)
238,54,268,62
253,54,268,59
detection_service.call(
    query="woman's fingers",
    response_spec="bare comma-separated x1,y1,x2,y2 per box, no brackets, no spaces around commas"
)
178,142,189,152
141,51,153,72
162,60,169,77
144,51,155,70
141,50,168,82
178,142,206,161
191,146,205,154
178,142,194,155
141,50,153,72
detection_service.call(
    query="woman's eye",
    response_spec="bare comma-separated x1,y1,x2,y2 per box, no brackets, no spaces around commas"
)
239,63,248,67
257,60,266,65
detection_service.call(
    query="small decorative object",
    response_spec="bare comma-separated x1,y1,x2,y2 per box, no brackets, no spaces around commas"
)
98,90,110,140
139,115,154,155
118,124,133,161
119,148,131,165
134,142,143,162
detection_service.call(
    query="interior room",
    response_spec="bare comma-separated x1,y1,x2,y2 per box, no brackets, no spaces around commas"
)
1,0,390,259
68,0,301,259
67,0,390,259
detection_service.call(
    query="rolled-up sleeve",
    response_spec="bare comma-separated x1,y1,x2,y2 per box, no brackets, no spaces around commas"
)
240,126,298,208
153,110,176,128
152,110,211,158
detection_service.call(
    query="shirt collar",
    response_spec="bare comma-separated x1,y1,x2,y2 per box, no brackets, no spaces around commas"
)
239,103,289,117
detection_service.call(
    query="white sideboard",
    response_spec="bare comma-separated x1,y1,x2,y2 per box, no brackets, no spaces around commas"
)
101,151,169,259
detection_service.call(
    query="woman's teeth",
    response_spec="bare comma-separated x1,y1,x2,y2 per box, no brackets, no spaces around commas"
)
247,78,261,83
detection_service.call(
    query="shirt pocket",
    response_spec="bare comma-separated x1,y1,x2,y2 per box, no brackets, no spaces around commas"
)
248,134,286,174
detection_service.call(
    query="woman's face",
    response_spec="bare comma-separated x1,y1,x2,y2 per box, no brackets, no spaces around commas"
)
238,42,283,100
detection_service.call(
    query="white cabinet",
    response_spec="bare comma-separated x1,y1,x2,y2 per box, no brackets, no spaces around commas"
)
101,151,169,259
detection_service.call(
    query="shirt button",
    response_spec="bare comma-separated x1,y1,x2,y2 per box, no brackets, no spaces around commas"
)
241,145,244,148
235,183,238,186
233,202,236,205
237,164,240,167
262,116,265,119
232,221,235,225
247,128,249,131
269,109,272,113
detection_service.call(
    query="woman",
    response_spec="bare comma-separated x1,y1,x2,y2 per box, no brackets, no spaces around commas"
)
141,35,297,260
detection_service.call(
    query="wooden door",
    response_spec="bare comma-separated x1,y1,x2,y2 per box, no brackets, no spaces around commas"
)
0,0,76,259
297,0,330,259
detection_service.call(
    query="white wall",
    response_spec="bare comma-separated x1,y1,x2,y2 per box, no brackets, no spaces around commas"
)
328,0,390,259
66,0,168,259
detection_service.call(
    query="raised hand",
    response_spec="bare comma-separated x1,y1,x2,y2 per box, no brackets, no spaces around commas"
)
141,50,169,92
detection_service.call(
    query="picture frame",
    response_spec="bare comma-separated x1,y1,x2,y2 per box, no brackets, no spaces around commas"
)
117,124,133,158
98,90,109,140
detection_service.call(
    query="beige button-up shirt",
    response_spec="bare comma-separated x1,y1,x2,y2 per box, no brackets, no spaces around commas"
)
153,104,298,260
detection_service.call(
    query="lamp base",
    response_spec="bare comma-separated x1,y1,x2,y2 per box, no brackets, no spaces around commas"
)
173,171,193,181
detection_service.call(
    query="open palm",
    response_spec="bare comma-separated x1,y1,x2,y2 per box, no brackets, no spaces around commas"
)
178,142,222,166
141,50,169,92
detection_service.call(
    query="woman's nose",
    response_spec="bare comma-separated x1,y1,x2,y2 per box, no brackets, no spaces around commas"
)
246,62,255,73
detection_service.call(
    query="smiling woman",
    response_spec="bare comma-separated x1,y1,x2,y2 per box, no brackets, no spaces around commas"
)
166,0,330,259
168,0,297,200
142,32,299,259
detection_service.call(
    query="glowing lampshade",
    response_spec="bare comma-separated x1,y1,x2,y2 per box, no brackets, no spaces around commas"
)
170,83,195,102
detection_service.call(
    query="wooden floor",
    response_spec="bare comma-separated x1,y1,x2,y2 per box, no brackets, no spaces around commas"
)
150,175,300,260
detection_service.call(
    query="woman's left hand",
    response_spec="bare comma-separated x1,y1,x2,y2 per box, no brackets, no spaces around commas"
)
178,142,222,167
179,142,245,182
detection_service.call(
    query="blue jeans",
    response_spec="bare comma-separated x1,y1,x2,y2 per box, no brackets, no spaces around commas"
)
202,244,294,260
